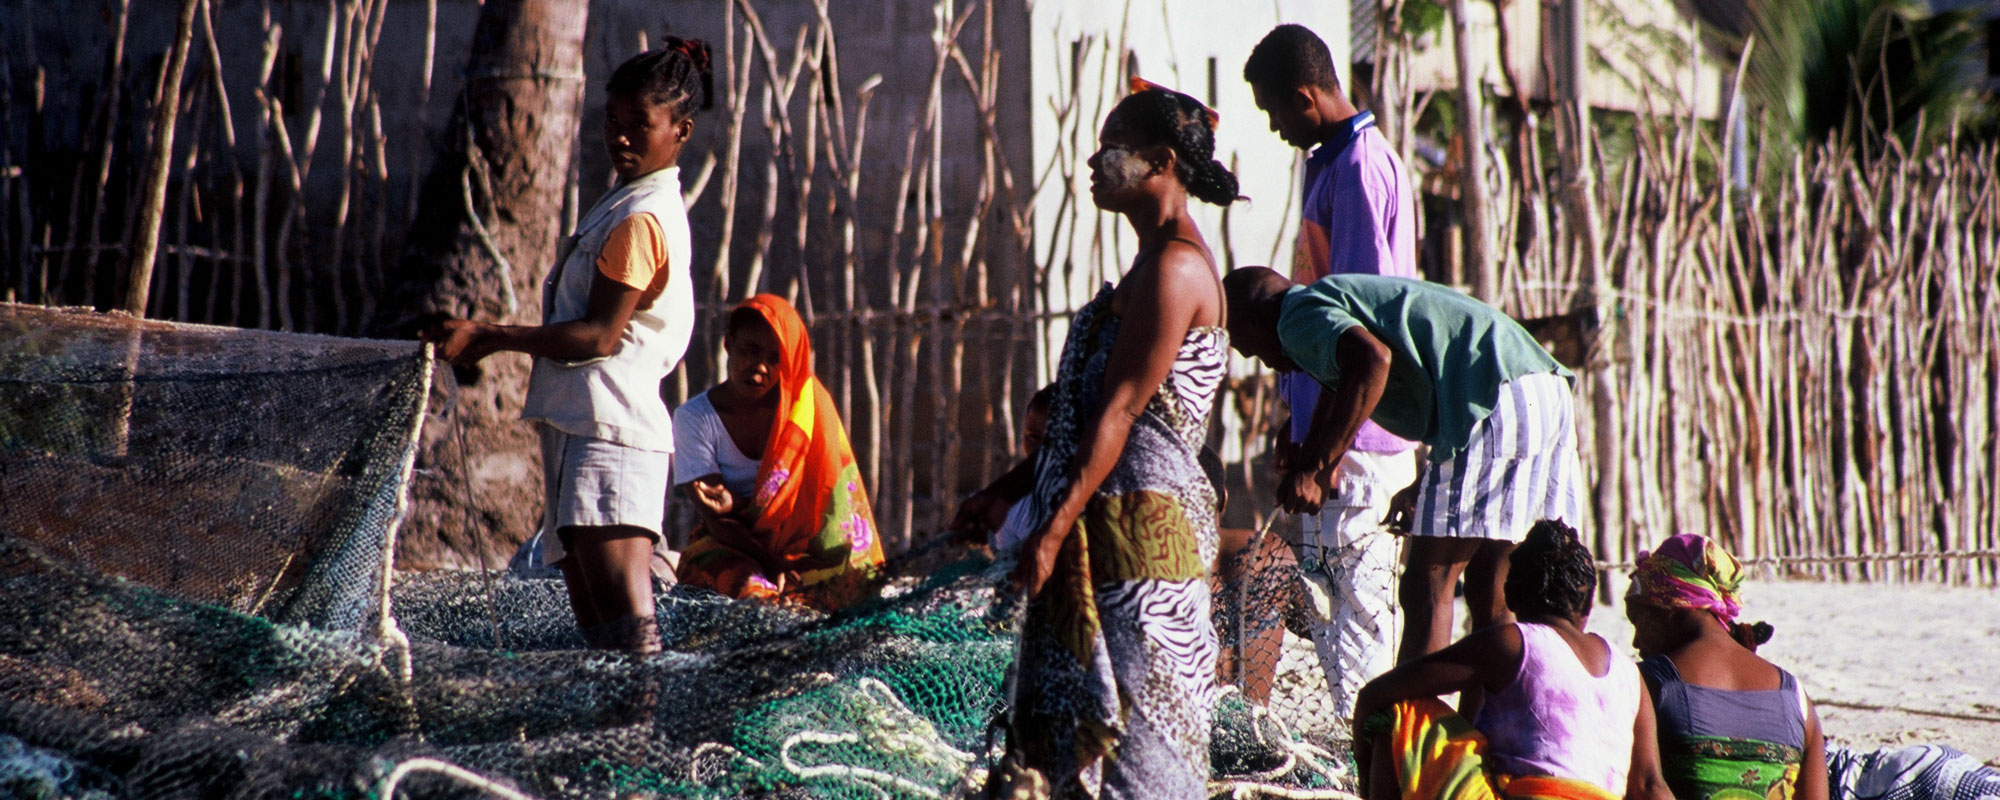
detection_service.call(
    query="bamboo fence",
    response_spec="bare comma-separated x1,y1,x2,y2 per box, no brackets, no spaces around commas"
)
3,0,1996,582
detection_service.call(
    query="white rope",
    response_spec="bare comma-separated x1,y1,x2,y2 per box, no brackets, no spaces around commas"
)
1211,780,1366,800
1597,548,2000,572
1212,685,1352,789
687,677,980,799
764,676,982,800
780,732,927,800
1511,281,1892,325
375,757,537,800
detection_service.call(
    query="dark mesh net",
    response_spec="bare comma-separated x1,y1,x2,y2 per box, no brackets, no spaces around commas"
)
0,304,1356,800
0,304,427,631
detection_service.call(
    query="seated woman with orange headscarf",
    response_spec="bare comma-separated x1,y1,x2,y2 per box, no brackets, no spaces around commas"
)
671,294,885,610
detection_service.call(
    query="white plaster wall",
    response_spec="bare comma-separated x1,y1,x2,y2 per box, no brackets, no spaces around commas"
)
1022,2,1347,468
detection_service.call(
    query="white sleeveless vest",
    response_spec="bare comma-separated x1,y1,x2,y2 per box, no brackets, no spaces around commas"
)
521,167,694,452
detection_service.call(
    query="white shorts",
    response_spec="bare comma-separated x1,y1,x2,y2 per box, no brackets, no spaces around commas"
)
1412,371,1583,542
537,423,669,566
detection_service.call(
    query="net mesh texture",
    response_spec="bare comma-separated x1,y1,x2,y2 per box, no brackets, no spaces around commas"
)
0,304,1357,800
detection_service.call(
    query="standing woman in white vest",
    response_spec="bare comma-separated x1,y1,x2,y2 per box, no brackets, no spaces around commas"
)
423,41,711,654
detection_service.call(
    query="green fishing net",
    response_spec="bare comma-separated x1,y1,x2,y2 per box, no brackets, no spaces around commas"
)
0,305,1355,800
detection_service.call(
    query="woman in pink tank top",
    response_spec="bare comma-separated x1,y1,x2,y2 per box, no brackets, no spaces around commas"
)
1351,520,1672,800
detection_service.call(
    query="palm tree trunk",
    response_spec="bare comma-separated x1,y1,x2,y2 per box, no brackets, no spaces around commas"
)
373,0,590,568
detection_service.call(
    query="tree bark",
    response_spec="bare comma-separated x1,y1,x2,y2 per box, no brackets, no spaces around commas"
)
373,0,589,569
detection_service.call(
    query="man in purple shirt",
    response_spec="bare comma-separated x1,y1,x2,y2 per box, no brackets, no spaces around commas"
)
1243,24,1424,720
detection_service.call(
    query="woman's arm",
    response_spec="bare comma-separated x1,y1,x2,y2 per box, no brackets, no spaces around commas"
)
1012,246,1211,595
1795,694,1828,800
1625,685,1674,800
1350,615,1523,741
423,271,645,365
950,457,1039,541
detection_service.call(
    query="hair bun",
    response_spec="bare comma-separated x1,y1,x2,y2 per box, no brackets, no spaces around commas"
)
671,37,713,76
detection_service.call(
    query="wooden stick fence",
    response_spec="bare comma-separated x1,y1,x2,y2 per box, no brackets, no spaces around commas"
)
3,0,1995,582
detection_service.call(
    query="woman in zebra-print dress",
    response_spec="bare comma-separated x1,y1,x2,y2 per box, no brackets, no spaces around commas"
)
953,80,1237,800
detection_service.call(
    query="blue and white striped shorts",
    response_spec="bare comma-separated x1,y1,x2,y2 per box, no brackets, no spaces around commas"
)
1413,371,1583,542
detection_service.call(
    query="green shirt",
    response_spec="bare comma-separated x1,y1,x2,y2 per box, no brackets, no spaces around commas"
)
1276,275,1568,461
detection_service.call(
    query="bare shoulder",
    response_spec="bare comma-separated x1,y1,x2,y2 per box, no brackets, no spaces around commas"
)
1124,239,1220,325
1154,238,1217,282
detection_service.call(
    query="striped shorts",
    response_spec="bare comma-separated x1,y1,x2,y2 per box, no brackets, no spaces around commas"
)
1413,371,1583,542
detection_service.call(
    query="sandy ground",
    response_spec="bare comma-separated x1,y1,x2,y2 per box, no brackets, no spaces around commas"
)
1583,578,2000,763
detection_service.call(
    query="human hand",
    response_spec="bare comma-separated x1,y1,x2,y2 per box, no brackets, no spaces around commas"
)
1383,480,1420,533
1264,422,1296,472
1277,469,1324,515
690,480,735,518
419,318,498,365
1272,431,1299,473
1009,518,1067,597
950,488,1012,543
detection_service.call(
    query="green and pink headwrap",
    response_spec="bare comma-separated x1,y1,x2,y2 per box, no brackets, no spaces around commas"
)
1628,533,1744,624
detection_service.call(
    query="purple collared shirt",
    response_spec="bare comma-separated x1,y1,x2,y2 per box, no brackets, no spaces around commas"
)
1284,111,1417,454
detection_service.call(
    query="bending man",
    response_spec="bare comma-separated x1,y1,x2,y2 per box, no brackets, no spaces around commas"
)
1222,268,1582,664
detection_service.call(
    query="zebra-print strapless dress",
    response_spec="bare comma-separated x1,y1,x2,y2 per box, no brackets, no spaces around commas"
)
998,284,1227,800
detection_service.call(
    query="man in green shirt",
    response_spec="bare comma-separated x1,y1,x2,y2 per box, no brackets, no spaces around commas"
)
1222,267,1583,663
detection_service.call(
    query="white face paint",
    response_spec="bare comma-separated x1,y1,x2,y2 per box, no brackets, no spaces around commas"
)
1095,144,1150,190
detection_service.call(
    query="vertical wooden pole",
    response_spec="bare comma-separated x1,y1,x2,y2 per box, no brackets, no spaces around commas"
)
1447,0,1495,302
124,0,204,316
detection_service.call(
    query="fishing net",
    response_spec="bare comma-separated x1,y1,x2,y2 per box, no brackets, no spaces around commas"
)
0,304,427,632
0,304,1358,800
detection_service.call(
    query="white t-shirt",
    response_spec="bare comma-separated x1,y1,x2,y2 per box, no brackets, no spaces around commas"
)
671,390,761,499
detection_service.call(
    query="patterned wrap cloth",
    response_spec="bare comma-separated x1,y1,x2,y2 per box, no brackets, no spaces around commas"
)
1364,698,1622,800
1828,744,2000,800
1628,533,1744,625
995,284,1228,800
676,294,884,609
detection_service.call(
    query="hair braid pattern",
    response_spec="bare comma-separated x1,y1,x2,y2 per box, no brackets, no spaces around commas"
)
607,37,715,122
1122,88,1242,206
1505,519,1598,619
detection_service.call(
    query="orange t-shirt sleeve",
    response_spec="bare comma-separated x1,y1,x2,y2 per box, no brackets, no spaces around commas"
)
595,212,671,309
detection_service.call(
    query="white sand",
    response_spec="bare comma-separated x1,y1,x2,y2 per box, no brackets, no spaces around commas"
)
1584,578,2000,762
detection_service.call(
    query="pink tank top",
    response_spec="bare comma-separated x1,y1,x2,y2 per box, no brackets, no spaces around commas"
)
1474,622,1641,792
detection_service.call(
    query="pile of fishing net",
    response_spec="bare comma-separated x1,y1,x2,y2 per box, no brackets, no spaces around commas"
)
0,304,1357,799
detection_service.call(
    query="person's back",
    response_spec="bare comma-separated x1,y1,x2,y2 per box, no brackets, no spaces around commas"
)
1478,621,1641,793
1640,629,1812,800
1276,273,1565,460
1348,520,1670,800
1625,534,1827,800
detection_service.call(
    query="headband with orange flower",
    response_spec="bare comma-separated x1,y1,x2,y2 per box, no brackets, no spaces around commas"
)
1128,76,1220,130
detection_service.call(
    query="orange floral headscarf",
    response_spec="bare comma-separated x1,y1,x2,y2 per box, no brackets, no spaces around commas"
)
678,294,883,608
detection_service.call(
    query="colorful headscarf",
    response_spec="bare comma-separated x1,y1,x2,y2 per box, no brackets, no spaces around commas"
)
677,294,884,609
1627,533,1744,624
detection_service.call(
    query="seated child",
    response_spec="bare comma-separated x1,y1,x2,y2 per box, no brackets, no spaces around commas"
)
1352,520,1671,800
671,294,884,610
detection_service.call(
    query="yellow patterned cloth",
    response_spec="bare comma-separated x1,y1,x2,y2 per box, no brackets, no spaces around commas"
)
1366,698,1622,800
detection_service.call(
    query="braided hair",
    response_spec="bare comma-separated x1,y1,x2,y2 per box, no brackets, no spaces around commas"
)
1116,88,1242,206
1504,519,1598,619
606,37,715,121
